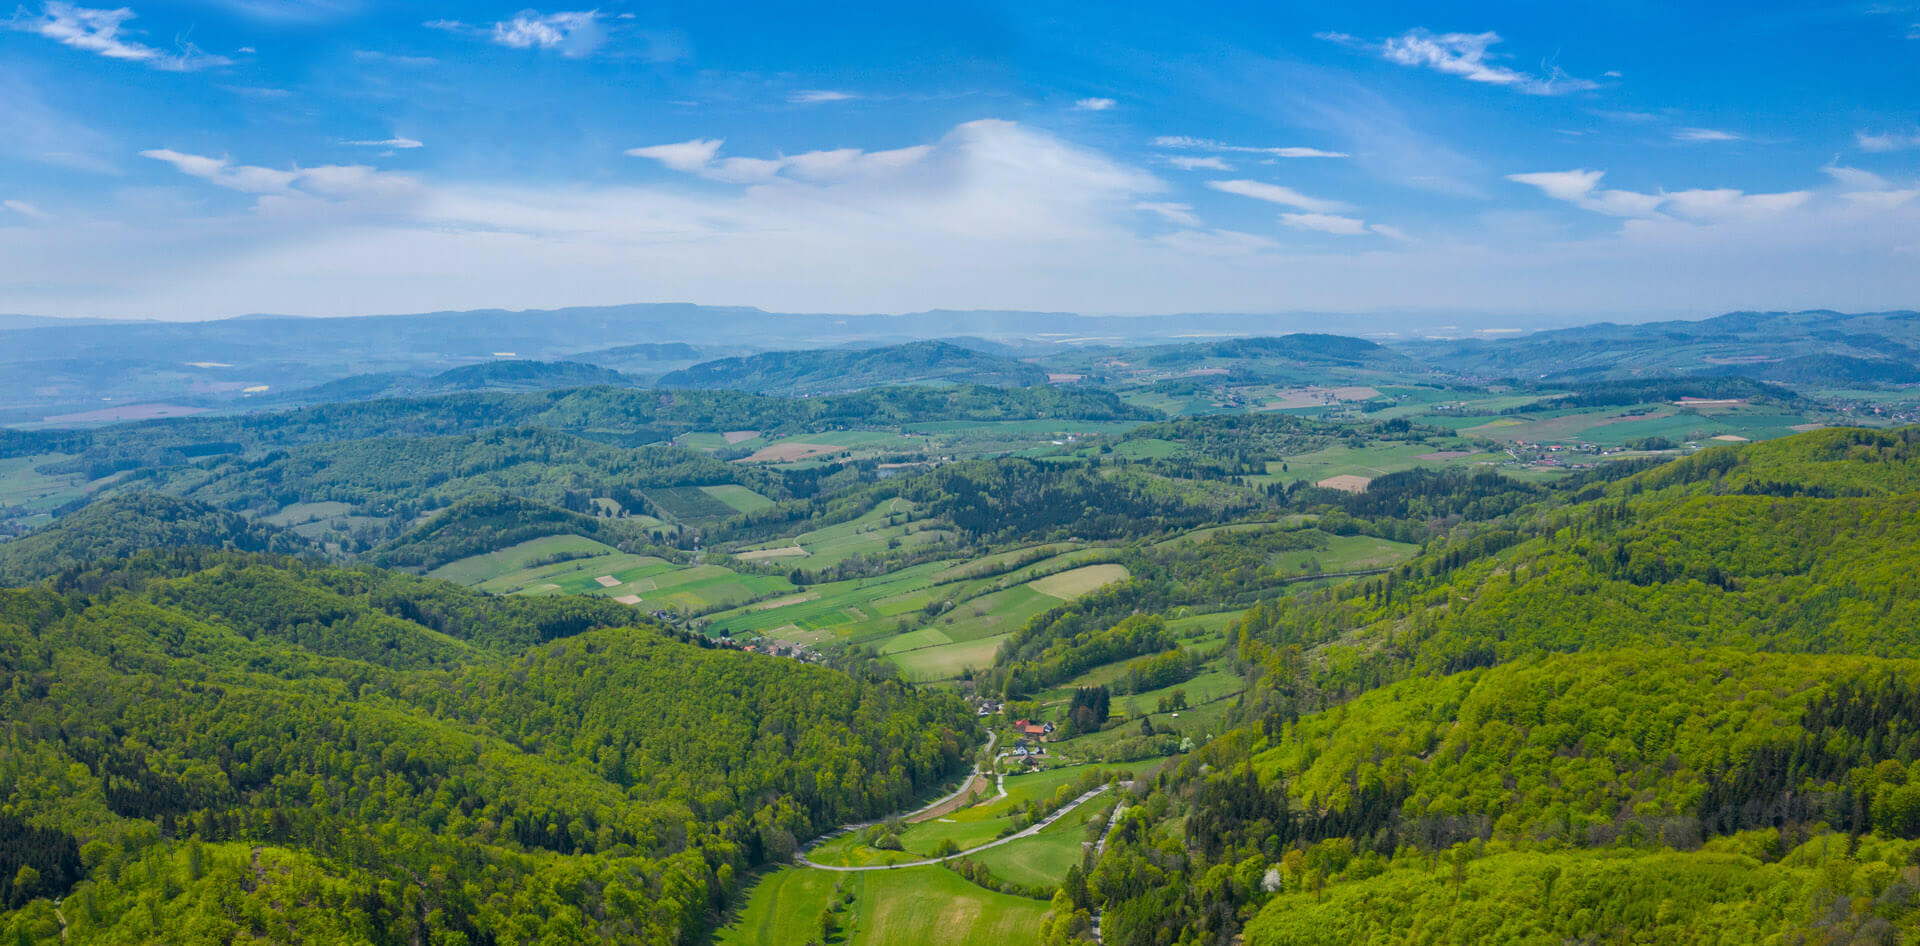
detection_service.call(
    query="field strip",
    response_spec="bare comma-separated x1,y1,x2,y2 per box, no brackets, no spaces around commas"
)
797,784,1110,873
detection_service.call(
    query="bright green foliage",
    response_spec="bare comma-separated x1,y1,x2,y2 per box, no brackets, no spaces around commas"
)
0,493,306,586
1243,835,1920,945
0,552,975,944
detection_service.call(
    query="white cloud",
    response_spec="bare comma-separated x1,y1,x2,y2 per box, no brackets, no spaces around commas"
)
1073,97,1117,111
353,49,438,66
13,2,233,70
1822,163,1889,191
1506,169,1663,217
1824,163,1920,211
1369,223,1415,242
1858,130,1920,152
1329,28,1597,96
625,138,724,173
626,136,938,185
1207,179,1348,213
12,123,1920,326
1280,212,1369,235
1153,136,1347,159
1134,201,1201,227
491,10,600,55
1508,168,1811,223
2,199,50,219
790,89,855,104
344,137,423,149
140,149,420,207
1673,128,1742,143
1167,156,1231,171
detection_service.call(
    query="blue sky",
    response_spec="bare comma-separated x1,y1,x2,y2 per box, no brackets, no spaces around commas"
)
2,1,1917,323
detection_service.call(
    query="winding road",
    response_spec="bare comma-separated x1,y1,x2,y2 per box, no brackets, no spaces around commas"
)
796,784,1110,872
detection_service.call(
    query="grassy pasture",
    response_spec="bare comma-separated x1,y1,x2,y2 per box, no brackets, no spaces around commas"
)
733,498,950,570
808,765,1110,867
1111,669,1245,719
701,484,775,514
260,500,354,526
890,635,1007,682
1254,440,1499,485
466,548,796,611
1029,563,1129,598
966,799,1109,889
714,866,1048,946
426,534,617,585
1267,534,1419,575
0,454,90,517
704,544,1125,678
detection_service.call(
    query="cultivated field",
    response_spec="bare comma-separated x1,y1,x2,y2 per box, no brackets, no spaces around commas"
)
425,534,616,585
716,866,1047,946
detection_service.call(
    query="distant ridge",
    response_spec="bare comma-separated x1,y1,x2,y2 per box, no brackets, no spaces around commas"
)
657,339,1050,395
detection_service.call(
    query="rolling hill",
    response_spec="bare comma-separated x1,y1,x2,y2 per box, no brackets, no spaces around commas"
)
1407,309,1920,386
0,493,307,585
658,340,1051,395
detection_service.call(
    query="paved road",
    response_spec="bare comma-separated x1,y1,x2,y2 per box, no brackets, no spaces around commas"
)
797,785,1110,872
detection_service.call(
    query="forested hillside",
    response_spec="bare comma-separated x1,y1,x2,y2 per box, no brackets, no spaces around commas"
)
1038,425,1920,945
0,553,975,943
658,340,1049,395
0,493,307,585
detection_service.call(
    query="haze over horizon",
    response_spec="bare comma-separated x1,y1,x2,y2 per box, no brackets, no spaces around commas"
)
3,1,1918,323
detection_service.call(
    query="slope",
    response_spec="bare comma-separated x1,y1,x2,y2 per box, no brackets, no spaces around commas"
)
659,340,1049,395
0,552,976,943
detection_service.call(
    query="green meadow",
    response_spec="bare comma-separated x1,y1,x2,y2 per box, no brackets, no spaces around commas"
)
715,866,1047,946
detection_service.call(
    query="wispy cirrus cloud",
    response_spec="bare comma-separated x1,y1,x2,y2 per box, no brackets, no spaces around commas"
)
1673,127,1742,143
11,2,233,71
790,89,855,104
343,137,423,149
1206,179,1348,214
1133,201,1200,226
626,135,934,185
1153,135,1346,159
1279,212,1368,235
1323,28,1596,96
1166,156,1231,171
2,199,50,219
1073,97,1117,111
1858,129,1920,152
353,49,438,66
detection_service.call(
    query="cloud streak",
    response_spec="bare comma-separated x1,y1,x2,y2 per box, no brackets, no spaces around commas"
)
790,89,855,104
1325,28,1597,96
1508,168,1811,223
1207,179,1349,213
1858,130,1920,152
1153,136,1346,159
1673,128,1741,143
12,2,233,70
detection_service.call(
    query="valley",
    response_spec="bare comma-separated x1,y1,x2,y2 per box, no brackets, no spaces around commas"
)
4,314,1920,944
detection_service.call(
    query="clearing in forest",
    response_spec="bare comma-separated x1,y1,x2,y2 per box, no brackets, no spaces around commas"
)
1316,474,1372,493
1029,563,1130,598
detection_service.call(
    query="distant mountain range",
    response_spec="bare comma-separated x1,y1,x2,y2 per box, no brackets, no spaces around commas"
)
3,305,1918,426
1407,310,1920,384
657,340,1048,395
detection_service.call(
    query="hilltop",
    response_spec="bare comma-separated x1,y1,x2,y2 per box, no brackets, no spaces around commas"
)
658,340,1051,395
